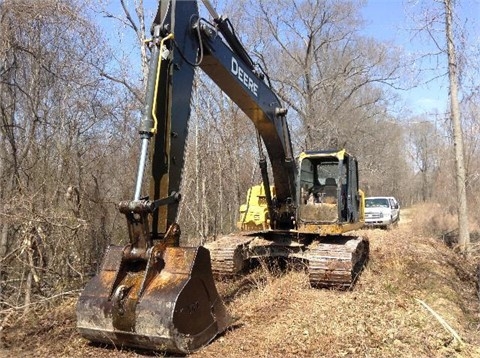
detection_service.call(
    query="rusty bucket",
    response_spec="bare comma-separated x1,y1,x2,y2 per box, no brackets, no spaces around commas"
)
76,245,229,354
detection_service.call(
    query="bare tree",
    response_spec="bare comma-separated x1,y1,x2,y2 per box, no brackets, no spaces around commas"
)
404,0,478,250
444,0,470,253
462,96,480,217
97,0,150,96
0,0,138,310
233,0,405,153
406,119,442,202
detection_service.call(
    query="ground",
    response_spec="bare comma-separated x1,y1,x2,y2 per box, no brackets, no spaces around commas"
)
1,207,479,357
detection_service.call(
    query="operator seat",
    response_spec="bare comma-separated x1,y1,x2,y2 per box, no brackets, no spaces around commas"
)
323,178,337,198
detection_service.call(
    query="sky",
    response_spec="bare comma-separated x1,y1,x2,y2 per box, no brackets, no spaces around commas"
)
95,0,480,119
361,0,443,117
361,0,480,118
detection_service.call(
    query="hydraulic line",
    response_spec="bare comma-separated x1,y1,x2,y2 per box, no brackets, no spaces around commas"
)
134,30,173,200
256,131,275,228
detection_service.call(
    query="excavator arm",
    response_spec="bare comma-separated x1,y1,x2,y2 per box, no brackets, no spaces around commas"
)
137,0,199,238
146,0,297,235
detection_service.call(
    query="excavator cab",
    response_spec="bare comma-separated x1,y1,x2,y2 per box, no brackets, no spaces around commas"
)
297,149,365,234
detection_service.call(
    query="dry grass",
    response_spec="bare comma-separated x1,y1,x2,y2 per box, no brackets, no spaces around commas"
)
409,202,480,242
1,206,480,357
196,207,480,358
408,202,480,259
407,203,461,249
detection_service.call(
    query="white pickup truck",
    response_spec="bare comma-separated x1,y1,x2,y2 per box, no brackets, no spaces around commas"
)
364,196,400,229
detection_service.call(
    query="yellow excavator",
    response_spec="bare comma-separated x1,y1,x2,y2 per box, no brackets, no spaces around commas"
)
76,0,368,354
205,149,367,287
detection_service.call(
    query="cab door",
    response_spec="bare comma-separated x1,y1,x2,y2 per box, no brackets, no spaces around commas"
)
346,155,360,223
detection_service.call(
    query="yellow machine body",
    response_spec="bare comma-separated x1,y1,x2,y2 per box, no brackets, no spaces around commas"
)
237,185,275,231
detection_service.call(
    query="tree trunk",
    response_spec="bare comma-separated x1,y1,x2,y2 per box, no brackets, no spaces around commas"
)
444,0,470,254
0,223,8,304
24,271,32,313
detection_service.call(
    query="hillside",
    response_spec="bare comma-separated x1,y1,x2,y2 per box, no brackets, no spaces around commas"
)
1,207,479,358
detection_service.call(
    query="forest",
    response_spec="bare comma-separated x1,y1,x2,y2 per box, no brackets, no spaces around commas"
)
0,0,479,331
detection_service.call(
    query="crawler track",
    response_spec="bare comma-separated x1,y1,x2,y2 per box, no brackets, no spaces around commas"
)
303,236,369,289
204,235,254,274
204,233,369,288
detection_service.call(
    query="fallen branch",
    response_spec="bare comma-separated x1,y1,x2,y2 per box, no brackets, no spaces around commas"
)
415,298,464,346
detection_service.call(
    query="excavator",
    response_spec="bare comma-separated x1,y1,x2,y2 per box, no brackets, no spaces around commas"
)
76,0,369,354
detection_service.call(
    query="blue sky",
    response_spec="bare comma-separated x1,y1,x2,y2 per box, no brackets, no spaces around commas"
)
361,0,444,117
361,0,480,117
95,0,480,118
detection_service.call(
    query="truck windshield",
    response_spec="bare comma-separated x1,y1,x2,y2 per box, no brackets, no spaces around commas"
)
365,198,390,208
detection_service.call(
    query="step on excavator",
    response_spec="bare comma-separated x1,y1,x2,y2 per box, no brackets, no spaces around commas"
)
76,0,369,354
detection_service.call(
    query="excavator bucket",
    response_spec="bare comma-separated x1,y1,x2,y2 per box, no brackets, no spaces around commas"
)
76,244,229,354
